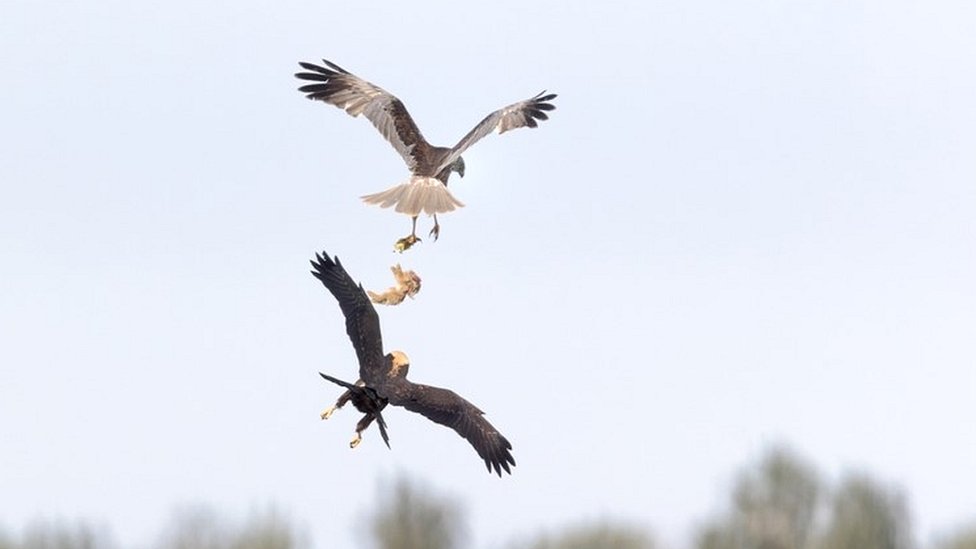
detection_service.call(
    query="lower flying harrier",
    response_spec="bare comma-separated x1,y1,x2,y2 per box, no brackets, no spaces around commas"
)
295,59,557,252
311,250,515,476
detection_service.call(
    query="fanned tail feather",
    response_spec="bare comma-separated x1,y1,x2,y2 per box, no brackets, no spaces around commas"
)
361,176,465,217
376,411,391,449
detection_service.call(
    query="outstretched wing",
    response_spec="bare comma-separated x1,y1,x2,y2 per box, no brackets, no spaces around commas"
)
310,251,386,385
295,59,433,173
435,91,557,174
386,381,516,476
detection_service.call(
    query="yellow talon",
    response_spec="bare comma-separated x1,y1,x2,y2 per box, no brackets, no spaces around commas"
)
394,235,421,253
320,405,337,420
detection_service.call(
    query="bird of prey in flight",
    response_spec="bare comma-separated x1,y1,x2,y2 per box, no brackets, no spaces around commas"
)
295,59,557,252
310,250,516,476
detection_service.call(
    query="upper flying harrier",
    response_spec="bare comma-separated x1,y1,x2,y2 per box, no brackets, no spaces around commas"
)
310,250,515,476
295,59,557,252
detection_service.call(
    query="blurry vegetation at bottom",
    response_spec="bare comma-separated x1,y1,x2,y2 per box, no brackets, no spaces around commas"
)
0,507,306,549
153,505,306,549
0,519,111,549
507,522,656,549
696,447,821,549
695,445,917,549
936,524,976,549
819,474,913,549
367,478,655,549
5,446,976,549
368,477,466,549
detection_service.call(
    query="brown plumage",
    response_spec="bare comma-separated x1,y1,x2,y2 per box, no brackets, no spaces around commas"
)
295,59,557,250
367,264,421,306
311,250,516,476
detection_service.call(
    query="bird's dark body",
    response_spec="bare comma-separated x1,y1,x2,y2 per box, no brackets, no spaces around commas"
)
320,372,391,448
310,251,516,476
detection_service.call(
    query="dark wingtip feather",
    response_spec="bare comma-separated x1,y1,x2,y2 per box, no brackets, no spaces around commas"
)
310,251,336,277
298,83,330,93
297,61,331,74
484,454,515,477
321,59,350,74
295,72,332,83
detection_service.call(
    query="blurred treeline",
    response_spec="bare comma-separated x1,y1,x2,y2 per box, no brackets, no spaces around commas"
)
3,446,975,549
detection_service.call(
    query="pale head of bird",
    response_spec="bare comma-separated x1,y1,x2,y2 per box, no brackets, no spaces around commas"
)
452,157,466,178
388,350,410,378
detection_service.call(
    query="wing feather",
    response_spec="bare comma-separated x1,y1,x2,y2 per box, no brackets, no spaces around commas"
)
295,60,432,173
436,91,557,174
385,381,516,476
309,251,387,385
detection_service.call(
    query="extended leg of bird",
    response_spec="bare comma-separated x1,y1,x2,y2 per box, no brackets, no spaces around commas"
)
320,389,352,420
394,216,422,253
351,414,377,449
429,214,440,241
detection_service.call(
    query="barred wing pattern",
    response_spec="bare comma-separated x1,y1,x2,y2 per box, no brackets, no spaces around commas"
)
295,60,433,173
309,252,387,386
436,91,557,174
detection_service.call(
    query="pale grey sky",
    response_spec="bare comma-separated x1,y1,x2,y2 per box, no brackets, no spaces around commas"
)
1,0,974,548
